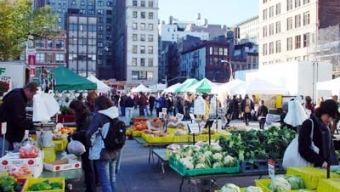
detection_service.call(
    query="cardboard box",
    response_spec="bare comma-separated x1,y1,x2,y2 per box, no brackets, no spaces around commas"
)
43,159,82,172
0,151,43,178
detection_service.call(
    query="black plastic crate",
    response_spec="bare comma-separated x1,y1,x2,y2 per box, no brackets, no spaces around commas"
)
241,159,283,173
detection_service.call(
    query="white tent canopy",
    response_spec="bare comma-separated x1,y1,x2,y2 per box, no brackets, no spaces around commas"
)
163,83,181,93
230,78,290,95
211,79,244,94
87,74,111,92
131,84,151,92
316,77,340,91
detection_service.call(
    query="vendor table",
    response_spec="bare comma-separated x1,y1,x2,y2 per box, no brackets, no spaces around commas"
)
152,148,167,178
172,166,285,192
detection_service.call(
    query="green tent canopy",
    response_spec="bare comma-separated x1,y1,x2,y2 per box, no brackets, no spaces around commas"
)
51,66,97,91
186,78,216,93
174,78,198,93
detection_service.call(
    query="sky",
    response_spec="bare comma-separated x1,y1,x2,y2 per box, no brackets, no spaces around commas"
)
158,0,259,26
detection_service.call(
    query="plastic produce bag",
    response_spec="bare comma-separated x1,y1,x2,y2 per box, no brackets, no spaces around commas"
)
19,143,39,158
284,98,308,127
67,139,86,156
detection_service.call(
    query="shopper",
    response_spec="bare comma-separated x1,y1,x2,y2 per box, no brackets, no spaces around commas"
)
241,94,254,126
256,100,268,129
124,93,135,125
0,82,38,156
86,96,119,192
85,91,98,112
298,99,340,168
69,100,96,192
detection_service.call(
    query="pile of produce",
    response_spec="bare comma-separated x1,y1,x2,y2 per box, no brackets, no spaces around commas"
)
0,176,24,192
8,164,32,178
167,116,185,128
142,129,169,137
19,144,39,158
268,175,305,191
28,180,62,191
171,142,238,170
54,127,75,135
218,126,296,162
220,183,263,192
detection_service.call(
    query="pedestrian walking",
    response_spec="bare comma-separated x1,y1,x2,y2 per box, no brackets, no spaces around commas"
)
257,100,268,129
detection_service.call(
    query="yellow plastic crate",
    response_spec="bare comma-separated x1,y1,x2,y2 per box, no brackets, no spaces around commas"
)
143,134,173,143
43,147,56,162
132,130,142,137
52,139,68,152
286,167,340,190
172,135,189,143
166,128,177,134
125,128,133,136
188,134,208,142
317,178,340,192
255,179,315,192
23,177,65,192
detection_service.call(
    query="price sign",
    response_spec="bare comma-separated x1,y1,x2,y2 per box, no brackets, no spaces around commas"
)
187,123,200,134
162,108,167,114
159,112,165,119
268,159,275,179
1,122,6,134
176,113,184,121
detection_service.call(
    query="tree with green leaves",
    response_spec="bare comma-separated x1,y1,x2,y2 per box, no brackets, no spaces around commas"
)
0,0,58,61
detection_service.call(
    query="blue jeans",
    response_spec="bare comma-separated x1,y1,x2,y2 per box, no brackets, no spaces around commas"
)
94,159,117,192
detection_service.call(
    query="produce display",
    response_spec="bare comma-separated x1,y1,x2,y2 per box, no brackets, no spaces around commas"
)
8,164,32,178
54,127,75,135
218,126,296,162
28,180,62,191
19,144,39,158
0,176,24,192
219,183,263,192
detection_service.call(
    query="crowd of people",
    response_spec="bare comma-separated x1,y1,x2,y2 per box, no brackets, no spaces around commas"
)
0,81,340,191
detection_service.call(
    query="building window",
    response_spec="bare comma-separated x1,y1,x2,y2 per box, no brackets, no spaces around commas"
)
303,12,310,26
132,58,137,66
148,12,153,19
141,0,145,7
148,46,153,54
147,71,153,80
133,34,137,41
287,0,293,11
295,35,301,49
269,6,274,18
295,0,301,7
269,42,274,54
55,54,64,63
97,1,103,6
35,40,45,48
140,23,145,30
276,3,281,15
303,33,310,47
55,40,64,49
287,17,293,30
295,14,301,28
132,45,137,53
148,0,153,7
263,9,267,20
148,58,153,66
269,24,274,36
132,0,137,6
276,21,281,33
133,11,137,18
287,37,293,51
97,9,103,14
140,58,145,66
263,26,267,37
263,43,267,56
148,24,153,31
46,40,53,48
303,0,310,4
141,12,146,19
140,34,145,41
303,55,309,60
263,0,267,3
276,40,281,53
46,53,53,63
140,46,145,54
148,35,153,42
71,0,76,5
132,23,137,30
36,53,45,63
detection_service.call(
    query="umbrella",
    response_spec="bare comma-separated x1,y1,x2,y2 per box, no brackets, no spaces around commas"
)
230,78,290,95
186,78,217,93
87,74,111,92
211,79,244,94
163,83,181,93
174,78,198,93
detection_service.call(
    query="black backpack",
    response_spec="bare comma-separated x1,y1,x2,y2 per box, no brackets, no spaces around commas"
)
99,116,126,151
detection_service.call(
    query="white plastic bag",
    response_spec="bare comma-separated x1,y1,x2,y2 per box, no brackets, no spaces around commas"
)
67,139,86,156
282,119,319,169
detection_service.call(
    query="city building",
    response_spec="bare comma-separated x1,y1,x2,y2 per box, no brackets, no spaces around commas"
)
234,16,259,44
258,0,340,68
115,0,159,89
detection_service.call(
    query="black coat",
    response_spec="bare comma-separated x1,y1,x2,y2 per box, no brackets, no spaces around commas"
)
1,88,33,143
298,115,338,167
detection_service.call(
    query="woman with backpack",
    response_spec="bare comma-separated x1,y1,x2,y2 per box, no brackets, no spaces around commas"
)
86,96,120,192
69,100,96,192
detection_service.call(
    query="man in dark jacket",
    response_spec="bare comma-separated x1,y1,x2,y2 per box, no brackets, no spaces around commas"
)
257,100,268,129
0,82,38,156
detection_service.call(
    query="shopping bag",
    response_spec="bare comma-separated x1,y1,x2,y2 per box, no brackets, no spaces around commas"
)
282,119,319,169
67,139,86,156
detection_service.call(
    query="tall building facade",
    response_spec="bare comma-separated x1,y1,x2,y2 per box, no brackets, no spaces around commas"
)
259,0,340,67
116,0,159,88
235,16,259,43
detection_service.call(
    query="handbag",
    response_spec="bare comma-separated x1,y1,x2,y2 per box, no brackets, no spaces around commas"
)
282,119,319,169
